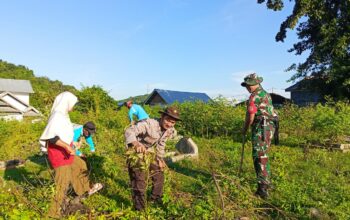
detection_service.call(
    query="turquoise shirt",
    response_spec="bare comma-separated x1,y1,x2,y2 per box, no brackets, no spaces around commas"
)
73,125,95,156
128,104,149,122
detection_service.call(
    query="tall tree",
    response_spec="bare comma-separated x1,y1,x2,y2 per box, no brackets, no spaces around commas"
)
258,0,350,99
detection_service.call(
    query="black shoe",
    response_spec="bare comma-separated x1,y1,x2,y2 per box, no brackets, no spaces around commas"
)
151,197,162,203
255,184,269,199
133,206,145,211
150,197,164,207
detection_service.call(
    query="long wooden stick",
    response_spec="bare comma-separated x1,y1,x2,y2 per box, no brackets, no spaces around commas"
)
238,135,246,176
211,172,225,219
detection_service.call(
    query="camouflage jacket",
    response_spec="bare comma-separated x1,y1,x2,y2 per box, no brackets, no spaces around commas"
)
124,118,176,159
247,87,275,122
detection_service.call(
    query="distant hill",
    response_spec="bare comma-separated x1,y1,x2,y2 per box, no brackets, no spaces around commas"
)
0,60,120,114
0,60,77,112
117,94,149,105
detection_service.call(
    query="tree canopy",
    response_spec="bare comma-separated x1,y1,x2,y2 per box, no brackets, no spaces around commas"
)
258,0,350,99
0,60,117,115
76,85,118,114
117,94,150,105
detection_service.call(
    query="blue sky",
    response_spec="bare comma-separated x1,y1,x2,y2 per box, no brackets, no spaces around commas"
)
0,0,305,101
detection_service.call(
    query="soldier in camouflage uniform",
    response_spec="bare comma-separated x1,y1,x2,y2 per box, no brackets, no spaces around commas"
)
241,73,276,199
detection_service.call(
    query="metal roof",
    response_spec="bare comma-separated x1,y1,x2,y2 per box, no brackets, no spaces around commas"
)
0,78,34,93
0,92,41,116
23,108,41,116
285,81,302,92
145,89,211,104
0,106,21,113
285,77,317,92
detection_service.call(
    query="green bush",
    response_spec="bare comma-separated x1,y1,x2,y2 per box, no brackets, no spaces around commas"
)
0,81,349,219
173,99,245,140
0,119,45,160
278,101,350,145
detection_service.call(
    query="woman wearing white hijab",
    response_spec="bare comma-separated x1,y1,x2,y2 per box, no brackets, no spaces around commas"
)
40,91,102,218
40,91,77,160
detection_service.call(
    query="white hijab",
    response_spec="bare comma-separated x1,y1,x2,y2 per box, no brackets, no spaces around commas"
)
39,91,78,147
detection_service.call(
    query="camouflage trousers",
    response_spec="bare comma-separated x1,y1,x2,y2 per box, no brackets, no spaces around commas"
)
251,122,275,186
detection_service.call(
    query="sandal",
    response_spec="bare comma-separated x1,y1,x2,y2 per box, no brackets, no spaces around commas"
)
88,183,103,196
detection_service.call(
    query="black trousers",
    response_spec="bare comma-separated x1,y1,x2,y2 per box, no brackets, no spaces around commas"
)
128,162,164,210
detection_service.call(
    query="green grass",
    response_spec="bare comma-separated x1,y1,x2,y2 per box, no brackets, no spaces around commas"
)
1,59,349,219
1,136,350,219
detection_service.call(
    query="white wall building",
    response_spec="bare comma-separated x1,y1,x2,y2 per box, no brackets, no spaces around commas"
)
0,78,41,121
0,78,34,104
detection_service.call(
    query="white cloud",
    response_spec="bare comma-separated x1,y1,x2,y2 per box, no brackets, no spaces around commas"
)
202,87,249,102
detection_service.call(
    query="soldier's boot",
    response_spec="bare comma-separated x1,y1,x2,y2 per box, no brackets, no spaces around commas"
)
255,183,269,200
149,195,164,208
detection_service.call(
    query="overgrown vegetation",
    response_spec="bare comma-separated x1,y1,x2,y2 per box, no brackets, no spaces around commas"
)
1,61,349,219
1,98,350,219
